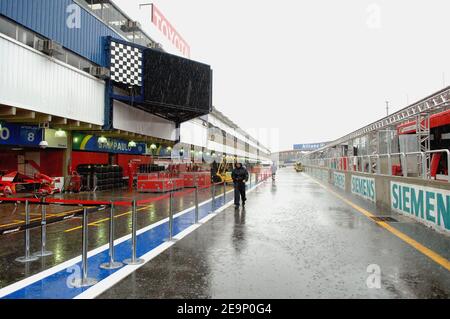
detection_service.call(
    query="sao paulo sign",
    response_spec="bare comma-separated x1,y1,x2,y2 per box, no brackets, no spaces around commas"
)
72,134,146,155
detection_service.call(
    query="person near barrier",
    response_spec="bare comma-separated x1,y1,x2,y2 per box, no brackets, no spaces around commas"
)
232,161,249,208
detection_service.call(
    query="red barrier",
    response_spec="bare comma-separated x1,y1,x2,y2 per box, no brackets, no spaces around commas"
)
0,197,41,204
46,198,111,206
136,193,171,206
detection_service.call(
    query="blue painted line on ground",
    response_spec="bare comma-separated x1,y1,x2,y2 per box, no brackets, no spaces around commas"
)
1,182,258,299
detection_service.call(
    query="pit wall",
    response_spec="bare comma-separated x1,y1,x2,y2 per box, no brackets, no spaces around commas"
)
304,166,450,236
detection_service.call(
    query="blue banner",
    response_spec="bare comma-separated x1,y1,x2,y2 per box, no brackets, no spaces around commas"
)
293,143,326,151
0,123,42,146
72,133,146,155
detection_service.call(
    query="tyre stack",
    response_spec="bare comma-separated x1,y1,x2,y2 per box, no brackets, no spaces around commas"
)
138,164,165,173
94,165,124,191
112,165,125,189
77,165,124,192
94,166,109,191
77,165,95,190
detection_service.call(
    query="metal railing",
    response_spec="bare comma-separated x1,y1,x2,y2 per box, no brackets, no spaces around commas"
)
303,149,449,181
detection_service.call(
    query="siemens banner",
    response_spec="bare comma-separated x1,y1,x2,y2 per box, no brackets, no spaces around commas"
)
333,172,346,190
351,175,376,202
391,182,449,234
72,134,146,155
0,123,42,146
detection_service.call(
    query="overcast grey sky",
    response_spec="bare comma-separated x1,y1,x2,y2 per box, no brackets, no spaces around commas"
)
115,0,450,152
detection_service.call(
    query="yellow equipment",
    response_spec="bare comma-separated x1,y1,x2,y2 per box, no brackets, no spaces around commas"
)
294,162,304,172
215,159,234,184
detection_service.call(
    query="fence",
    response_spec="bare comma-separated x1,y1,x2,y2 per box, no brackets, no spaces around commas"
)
303,149,450,181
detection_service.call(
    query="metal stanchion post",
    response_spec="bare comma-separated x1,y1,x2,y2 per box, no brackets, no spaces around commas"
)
211,183,216,213
16,201,39,263
69,208,98,287
249,173,252,188
421,153,427,179
194,185,199,224
167,191,175,241
223,181,226,203
100,202,123,269
124,200,144,265
33,198,52,257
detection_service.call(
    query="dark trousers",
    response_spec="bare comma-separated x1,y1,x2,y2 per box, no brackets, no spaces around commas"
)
234,182,246,205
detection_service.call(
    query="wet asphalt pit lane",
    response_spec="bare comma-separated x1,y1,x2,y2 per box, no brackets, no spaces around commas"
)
75,170,450,299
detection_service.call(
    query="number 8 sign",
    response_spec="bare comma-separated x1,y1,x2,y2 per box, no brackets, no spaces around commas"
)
0,123,42,146
27,132,35,142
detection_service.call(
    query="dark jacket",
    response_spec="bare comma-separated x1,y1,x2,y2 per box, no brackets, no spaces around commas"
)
232,166,249,183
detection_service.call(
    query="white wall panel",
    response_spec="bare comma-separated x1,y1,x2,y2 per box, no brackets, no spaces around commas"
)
225,145,236,155
180,120,208,146
113,100,177,141
208,141,226,153
207,113,269,155
209,116,236,137
0,35,104,125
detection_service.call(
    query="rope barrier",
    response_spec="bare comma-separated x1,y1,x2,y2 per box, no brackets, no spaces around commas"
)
0,197,41,204
0,206,97,236
136,193,171,206
0,175,270,236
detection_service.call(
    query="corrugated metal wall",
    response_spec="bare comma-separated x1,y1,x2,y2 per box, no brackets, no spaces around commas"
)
0,0,119,66
0,35,105,125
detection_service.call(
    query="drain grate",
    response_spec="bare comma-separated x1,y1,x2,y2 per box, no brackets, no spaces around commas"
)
370,216,399,223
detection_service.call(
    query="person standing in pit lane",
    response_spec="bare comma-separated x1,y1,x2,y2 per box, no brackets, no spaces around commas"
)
272,162,278,181
231,161,249,209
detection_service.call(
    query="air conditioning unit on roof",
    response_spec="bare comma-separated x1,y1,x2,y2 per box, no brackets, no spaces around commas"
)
121,20,141,32
84,66,110,79
36,39,64,57
147,42,163,50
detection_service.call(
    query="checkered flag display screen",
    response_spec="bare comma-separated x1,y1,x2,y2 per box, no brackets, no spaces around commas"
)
110,41,143,87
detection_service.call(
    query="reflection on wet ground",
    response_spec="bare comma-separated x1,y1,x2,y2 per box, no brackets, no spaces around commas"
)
99,169,450,299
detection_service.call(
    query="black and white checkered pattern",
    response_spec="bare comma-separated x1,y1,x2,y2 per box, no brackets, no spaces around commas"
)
110,41,143,87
